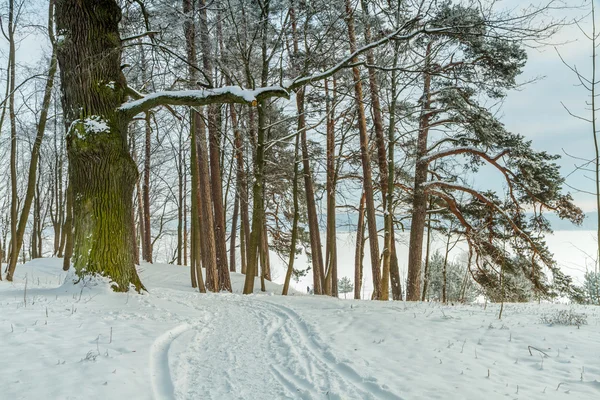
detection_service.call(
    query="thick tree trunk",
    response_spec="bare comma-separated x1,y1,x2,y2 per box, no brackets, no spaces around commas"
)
407,43,433,301
55,0,144,291
344,0,381,299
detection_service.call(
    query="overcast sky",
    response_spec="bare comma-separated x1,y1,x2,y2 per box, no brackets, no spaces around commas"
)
499,0,597,211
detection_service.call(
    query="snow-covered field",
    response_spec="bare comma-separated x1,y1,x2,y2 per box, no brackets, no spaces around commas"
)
1,256,599,399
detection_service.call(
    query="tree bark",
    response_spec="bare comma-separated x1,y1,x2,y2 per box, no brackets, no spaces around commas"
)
54,0,146,290
8,1,57,269
183,0,207,292
143,111,152,262
6,0,17,281
325,78,338,297
196,114,219,291
354,192,366,299
344,0,381,299
361,0,389,299
229,186,239,272
62,183,74,271
231,104,249,274
283,132,301,295
407,42,433,301
243,101,267,294
199,0,231,291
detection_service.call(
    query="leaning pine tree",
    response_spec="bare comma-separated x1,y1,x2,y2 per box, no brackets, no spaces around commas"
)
404,4,583,300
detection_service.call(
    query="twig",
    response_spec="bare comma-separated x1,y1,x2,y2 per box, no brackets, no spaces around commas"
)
528,346,549,357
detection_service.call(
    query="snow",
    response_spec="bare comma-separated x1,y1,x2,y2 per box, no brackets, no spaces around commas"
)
68,116,111,138
119,86,288,112
1,257,599,399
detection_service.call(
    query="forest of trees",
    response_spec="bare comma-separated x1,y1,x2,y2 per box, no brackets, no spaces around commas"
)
0,0,590,302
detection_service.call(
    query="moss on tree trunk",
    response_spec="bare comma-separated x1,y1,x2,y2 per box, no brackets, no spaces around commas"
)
56,0,143,292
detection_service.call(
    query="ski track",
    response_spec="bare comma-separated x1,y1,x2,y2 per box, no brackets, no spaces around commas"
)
254,299,404,400
150,323,192,400
146,289,403,399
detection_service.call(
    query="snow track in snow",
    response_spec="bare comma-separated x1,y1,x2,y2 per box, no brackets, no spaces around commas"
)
254,301,401,400
150,323,191,400
147,288,401,399
5,259,599,400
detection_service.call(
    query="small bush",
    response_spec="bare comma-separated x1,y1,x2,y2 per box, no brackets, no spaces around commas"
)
539,309,588,327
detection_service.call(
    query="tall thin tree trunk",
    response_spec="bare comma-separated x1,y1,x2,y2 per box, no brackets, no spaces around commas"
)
6,0,18,281
7,0,57,280
183,162,188,267
261,216,271,281
421,202,433,301
189,114,201,290
354,192,366,299
290,2,324,294
283,132,301,295
344,0,381,299
407,42,433,301
136,172,145,262
590,2,600,276
182,0,207,291
229,186,239,273
143,111,152,262
325,78,338,297
361,0,389,300
243,0,271,294
196,115,219,291
62,183,73,271
199,0,231,291
442,231,451,304
177,130,184,266
231,104,249,274
242,101,267,294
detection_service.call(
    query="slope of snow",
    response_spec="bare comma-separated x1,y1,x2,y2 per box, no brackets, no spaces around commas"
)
1,258,599,399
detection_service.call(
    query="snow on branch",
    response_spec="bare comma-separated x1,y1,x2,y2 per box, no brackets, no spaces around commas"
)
119,21,459,118
119,86,289,117
285,23,455,91
420,146,509,165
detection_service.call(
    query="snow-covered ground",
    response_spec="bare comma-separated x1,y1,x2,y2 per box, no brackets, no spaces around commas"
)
1,257,599,399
